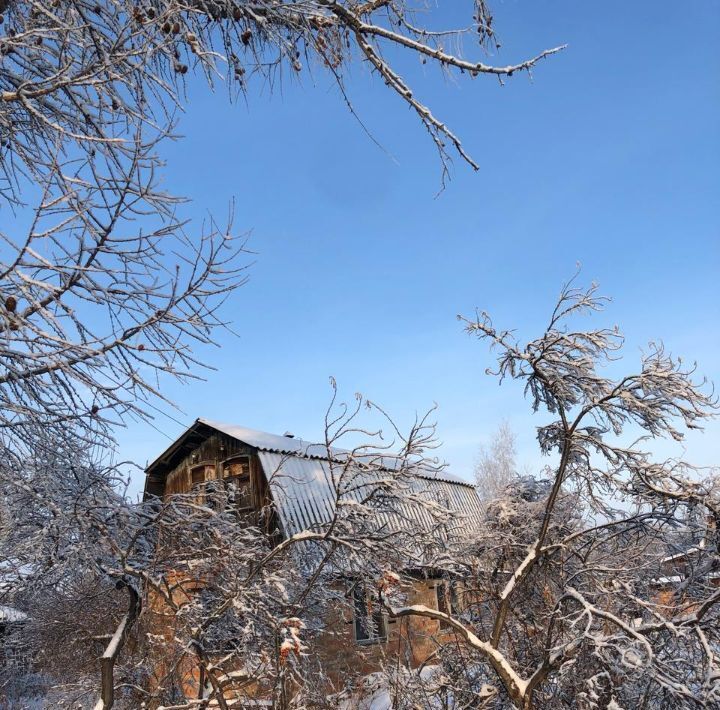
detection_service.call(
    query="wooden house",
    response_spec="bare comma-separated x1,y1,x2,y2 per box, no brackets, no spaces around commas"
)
143,419,483,701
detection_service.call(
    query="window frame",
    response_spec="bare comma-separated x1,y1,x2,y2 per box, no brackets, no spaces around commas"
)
351,583,388,645
220,454,251,480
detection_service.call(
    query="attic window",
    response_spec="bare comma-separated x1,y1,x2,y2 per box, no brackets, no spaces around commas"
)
352,585,387,644
222,455,250,479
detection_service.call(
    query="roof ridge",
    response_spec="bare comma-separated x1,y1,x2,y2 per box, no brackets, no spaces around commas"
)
198,419,475,489
145,418,475,491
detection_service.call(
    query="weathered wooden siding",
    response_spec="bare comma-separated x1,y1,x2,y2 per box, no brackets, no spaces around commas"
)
164,433,263,502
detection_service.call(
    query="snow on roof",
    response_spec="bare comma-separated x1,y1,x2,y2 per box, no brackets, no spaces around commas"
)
652,569,720,587
145,419,483,537
661,543,705,564
198,419,336,459
0,605,27,623
197,419,475,489
652,575,684,586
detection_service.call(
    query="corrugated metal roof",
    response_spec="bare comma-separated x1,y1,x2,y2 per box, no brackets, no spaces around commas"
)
197,419,475,489
145,418,483,540
257,451,484,539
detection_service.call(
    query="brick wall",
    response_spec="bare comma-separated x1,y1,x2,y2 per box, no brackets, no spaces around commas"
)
145,576,455,705
315,579,454,690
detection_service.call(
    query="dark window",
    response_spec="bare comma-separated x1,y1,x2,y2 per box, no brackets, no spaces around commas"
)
353,585,387,643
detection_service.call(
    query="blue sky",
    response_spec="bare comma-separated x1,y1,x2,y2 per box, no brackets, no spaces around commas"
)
119,1,719,498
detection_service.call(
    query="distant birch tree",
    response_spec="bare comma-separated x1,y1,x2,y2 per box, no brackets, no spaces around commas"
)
474,421,518,501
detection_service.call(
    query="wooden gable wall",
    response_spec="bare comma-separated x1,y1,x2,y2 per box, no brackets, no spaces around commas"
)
161,432,270,515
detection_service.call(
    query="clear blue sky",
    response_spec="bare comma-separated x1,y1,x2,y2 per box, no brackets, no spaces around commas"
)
120,1,719,498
